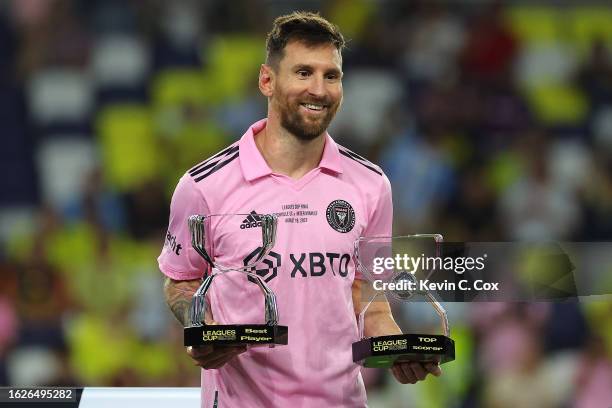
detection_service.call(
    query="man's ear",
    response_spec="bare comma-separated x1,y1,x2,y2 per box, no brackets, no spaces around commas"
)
259,64,275,97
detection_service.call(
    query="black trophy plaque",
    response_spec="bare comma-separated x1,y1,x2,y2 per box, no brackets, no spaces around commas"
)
353,333,454,368
185,324,288,346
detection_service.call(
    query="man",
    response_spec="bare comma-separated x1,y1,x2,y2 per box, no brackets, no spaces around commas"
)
158,11,441,407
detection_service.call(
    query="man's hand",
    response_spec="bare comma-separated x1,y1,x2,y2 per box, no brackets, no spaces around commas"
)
352,279,443,384
186,344,247,369
185,314,247,370
391,361,442,384
164,277,247,369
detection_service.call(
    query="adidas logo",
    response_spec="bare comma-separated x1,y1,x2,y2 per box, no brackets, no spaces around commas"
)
240,211,263,230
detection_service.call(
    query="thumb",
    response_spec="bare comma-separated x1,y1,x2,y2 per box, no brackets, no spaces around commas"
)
204,307,217,325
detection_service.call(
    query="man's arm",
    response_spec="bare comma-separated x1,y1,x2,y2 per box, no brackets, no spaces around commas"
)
163,277,247,369
352,279,402,337
163,277,201,326
352,279,441,384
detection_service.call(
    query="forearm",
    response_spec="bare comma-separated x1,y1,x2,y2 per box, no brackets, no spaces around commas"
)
364,309,402,338
163,277,202,326
352,279,402,337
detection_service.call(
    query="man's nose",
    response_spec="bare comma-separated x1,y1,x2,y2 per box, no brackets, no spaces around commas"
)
307,75,326,98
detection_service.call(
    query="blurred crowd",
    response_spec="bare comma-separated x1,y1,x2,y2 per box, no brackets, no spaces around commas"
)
0,1,611,407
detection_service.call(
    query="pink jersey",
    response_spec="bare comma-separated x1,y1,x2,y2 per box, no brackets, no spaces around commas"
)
158,119,392,408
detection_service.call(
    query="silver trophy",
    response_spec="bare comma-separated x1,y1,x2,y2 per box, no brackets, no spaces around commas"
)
352,234,455,368
184,213,288,347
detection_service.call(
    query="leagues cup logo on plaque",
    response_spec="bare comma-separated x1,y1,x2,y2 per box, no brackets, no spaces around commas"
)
183,213,288,347
352,234,455,368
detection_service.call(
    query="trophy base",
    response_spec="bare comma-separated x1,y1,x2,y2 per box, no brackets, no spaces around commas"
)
184,324,288,347
352,334,455,368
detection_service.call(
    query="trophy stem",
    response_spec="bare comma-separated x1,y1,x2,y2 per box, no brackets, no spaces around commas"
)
189,275,215,327
424,292,450,337
357,290,383,339
188,215,214,269
246,273,279,326
188,271,280,327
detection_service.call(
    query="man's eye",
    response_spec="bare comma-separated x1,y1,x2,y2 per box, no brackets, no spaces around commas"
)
297,70,310,77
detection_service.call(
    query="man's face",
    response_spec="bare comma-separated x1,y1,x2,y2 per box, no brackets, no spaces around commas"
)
268,40,343,141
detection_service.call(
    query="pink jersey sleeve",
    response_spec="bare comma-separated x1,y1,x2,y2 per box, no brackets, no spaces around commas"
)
158,174,211,280
363,174,393,237
356,174,393,280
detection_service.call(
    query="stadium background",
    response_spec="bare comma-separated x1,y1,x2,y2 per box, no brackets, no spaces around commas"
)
0,0,611,406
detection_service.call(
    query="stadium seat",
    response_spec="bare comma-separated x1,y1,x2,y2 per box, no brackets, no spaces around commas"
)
568,7,612,58
96,105,159,191
91,35,150,88
525,85,589,126
66,315,134,384
504,6,561,45
27,69,93,128
6,347,61,386
548,140,593,193
201,35,263,103
36,137,98,209
91,35,150,106
151,69,207,108
331,69,403,146
153,37,261,108
328,0,374,41
158,1,203,50
0,207,36,249
592,106,612,152
515,43,579,89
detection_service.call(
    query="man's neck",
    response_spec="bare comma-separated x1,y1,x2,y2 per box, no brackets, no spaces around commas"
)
255,116,326,180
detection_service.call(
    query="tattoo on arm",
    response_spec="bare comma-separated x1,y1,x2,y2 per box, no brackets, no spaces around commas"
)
163,277,201,326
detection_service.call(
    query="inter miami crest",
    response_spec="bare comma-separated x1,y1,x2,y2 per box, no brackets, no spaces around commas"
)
326,200,355,233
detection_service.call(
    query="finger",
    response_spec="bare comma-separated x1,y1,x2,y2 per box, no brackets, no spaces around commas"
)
193,345,246,363
197,354,234,369
190,342,247,359
398,363,417,384
424,362,442,377
391,364,410,384
197,347,246,369
215,345,248,355
187,345,215,359
204,306,216,325
409,362,427,381
193,345,246,364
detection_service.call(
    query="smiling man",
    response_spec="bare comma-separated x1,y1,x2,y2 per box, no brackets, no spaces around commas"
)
159,11,441,407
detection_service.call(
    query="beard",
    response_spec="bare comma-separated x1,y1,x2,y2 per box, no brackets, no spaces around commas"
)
276,95,340,142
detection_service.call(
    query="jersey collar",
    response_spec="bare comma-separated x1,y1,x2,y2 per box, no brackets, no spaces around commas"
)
239,118,344,182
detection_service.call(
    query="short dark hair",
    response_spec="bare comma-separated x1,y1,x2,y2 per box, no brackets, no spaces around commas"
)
265,11,345,69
